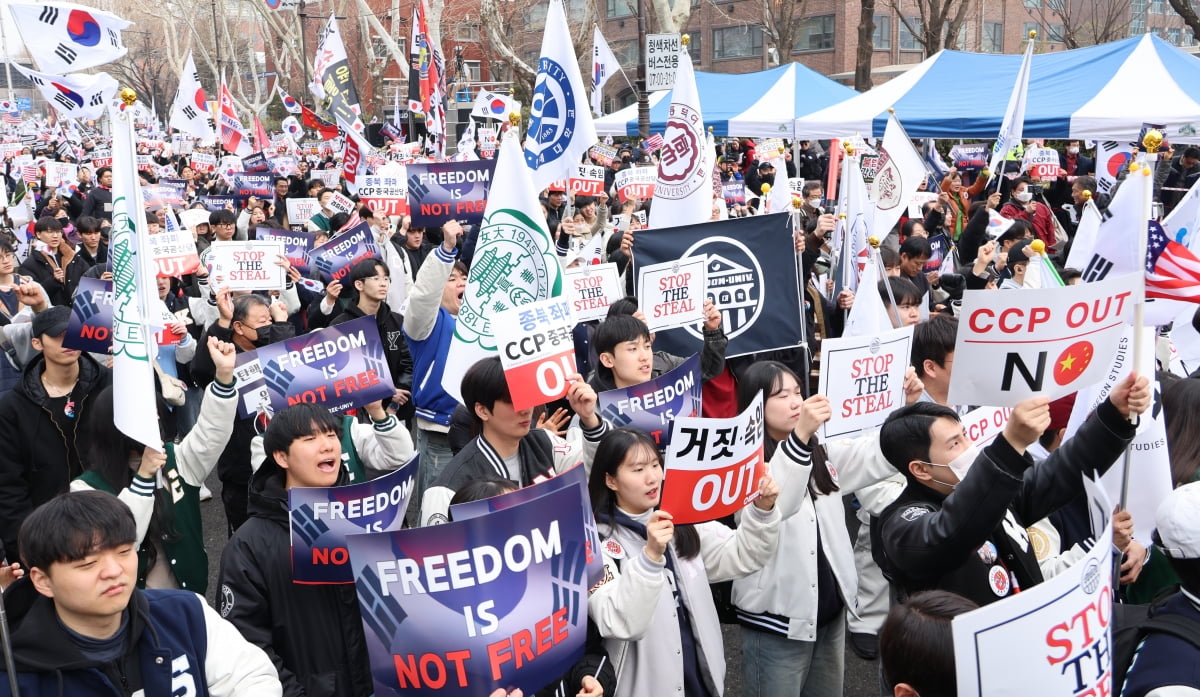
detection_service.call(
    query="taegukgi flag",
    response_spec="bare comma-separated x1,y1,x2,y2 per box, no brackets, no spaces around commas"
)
169,51,215,146
13,64,116,121
8,1,131,74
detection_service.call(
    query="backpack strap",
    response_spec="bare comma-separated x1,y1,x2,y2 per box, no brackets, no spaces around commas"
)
1141,613,1200,650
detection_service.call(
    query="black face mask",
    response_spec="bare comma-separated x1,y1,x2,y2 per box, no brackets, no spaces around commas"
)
246,325,273,348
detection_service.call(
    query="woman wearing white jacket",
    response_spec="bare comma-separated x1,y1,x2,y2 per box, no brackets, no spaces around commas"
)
587,427,782,697
732,361,907,697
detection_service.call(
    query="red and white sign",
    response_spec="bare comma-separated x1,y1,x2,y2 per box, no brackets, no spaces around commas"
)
570,164,605,197
207,241,286,292
661,394,766,524
563,263,621,322
637,256,706,332
493,297,577,410
1022,147,1060,180
359,173,410,218
149,227,200,277
286,197,319,226
960,405,1012,447
326,191,356,216
816,325,914,439
190,152,216,173
614,166,655,202
947,273,1138,407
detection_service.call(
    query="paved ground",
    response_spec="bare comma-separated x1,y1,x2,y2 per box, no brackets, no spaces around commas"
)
199,472,884,696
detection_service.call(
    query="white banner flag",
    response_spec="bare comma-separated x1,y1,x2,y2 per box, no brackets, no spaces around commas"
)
648,45,710,229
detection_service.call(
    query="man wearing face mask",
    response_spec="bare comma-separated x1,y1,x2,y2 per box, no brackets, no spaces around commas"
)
999,176,1057,252
1058,140,1094,177
870,373,1150,607
191,288,296,534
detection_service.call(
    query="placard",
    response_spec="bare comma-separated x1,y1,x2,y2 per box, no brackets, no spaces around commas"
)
289,458,419,584
286,197,319,225
346,485,588,697
721,182,746,206
65,278,182,353
231,172,274,200
326,191,356,216
44,161,76,188
1022,147,1060,180
405,160,497,227
646,33,681,90
637,256,706,332
589,143,618,167
569,164,605,197
947,273,1138,407
309,222,378,283
148,226,200,277
142,183,186,208
197,195,235,212
597,353,701,449
661,394,765,524
207,240,286,291
257,227,314,275
233,315,396,417
359,173,410,218
614,166,655,202
308,168,342,189
816,325,914,439
241,151,270,173
493,297,577,410
562,263,621,322
270,155,300,177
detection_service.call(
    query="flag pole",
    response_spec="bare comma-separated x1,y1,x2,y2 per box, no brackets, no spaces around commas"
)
0,7,14,106
870,236,904,329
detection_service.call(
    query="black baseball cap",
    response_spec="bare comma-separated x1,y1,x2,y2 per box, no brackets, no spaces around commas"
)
32,305,70,338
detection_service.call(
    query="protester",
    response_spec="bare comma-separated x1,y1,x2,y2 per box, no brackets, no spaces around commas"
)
587,427,782,697
0,491,282,695
879,590,979,697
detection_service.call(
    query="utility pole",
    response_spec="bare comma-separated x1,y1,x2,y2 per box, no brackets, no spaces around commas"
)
636,0,648,138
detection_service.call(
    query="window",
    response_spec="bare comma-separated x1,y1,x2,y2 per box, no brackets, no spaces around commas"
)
1048,23,1065,42
898,17,921,50
1170,27,1182,44
1024,0,1040,6
794,15,835,51
983,21,1003,52
1150,0,1164,13
565,0,588,23
1023,21,1041,40
873,14,891,50
606,0,633,18
688,34,702,62
951,23,967,50
1131,15,1146,33
460,60,481,81
524,2,548,31
712,25,763,59
610,39,638,65
455,21,480,41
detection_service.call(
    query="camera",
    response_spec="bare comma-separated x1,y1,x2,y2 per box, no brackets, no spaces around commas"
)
1029,184,1045,198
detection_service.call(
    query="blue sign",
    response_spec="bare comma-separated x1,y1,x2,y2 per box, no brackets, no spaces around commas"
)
15,98,31,112
597,353,702,449
309,222,378,283
405,160,496,228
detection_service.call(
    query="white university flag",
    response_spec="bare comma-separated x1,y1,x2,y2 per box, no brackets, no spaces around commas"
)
873,113,927,238
843,252,892,337
524,0,597,191
987,38,1034,178
442,130,564,404
108,100,164,451
591,26,621,116
9,1,131,74
169,52,215,146
648,45,710,229
13,64,116,120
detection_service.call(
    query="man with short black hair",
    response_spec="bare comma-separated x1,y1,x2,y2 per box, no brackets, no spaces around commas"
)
332,259,413,419
80,167,113,224
872,374,1149,606
0,490,281,695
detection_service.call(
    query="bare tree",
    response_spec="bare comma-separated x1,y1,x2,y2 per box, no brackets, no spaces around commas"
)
1167,0,1200,41
888,0,973,55
478,0,598,101
855,0,876,90
1032,0,1129,48
757,0,808,63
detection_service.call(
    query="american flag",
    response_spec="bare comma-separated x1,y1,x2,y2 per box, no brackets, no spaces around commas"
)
644,133,665,152
1146,221,1200,301
20,164,39,184
2,111,20,125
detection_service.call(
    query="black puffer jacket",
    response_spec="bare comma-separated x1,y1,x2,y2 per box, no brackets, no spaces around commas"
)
218,458,372,697
0,352,109,561
872,398,1135,608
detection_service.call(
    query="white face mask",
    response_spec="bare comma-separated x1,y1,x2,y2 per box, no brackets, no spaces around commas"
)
923,444,980,489
1014,190,1033,203
808,197,822,209
1067,147,1080,155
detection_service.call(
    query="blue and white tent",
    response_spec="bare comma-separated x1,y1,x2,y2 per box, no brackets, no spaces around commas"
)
593,62,857,138
794,34,1200,142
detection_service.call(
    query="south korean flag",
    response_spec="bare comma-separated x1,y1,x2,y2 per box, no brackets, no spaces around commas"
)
168,52,216,146
8,2,132,74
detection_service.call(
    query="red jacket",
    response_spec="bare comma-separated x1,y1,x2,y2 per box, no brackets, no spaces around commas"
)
999,200,1057,251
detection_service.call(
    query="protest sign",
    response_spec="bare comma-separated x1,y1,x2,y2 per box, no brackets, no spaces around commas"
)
949,143,988,169
326,191,356,216
859,153,880,183
137,154,153,172
614,166,655,202
189,152,215,173
308,168,341,189
493,297,577,410
148,226,200,277
1022,147,1060,180
817,326,914,440
142,183,186,208
242,151,270,173
233,315,396,417
722,182,746,207
953,475,1114,697
478,127,497,157
661,394,766,524
907,191,939,219
946,273,1138,407
44,161,76,188
286,197,319,226
406,160,496,228
634,213,803,357
270,154,300,177
257,227,314,275
589,143,618,167
925,234,950,273
197,195,235,212
207,241,286,292
231,172,274,201
310,222,378,283
449,463,603,586
638,256,706,332
64,277,114,353
347,485,588,697
359,173,410,218
562,263,621,322
289,458,419,584
569,164,605,197
960,405,1013,448
597,353,701,449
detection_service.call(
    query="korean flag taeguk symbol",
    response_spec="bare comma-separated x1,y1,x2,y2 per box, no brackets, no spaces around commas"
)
66,10,102,47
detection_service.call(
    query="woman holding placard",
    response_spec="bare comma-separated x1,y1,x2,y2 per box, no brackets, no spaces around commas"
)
587,427,781,697
731,361,902,697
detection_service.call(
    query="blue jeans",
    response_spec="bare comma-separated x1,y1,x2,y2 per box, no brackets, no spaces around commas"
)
408,428,453,525
740,620,845,697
